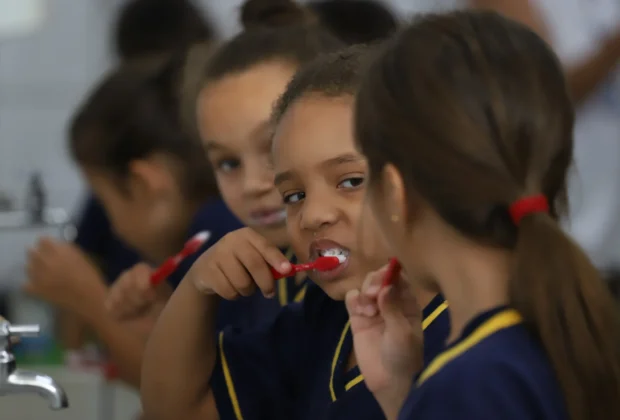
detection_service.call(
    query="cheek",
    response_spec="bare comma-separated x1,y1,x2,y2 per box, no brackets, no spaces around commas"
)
108,203,144,244
286,210,309,262
216,175,247,221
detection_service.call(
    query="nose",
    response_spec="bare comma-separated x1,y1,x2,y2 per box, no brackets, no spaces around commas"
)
300,188,340,233
243,159,276,197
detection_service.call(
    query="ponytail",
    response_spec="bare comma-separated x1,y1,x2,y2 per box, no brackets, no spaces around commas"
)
512,213,620,419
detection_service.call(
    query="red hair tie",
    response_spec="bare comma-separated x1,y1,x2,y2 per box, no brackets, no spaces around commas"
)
508,194,549,225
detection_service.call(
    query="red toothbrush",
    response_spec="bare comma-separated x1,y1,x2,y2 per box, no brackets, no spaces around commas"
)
270,255,345,279
150,231,211,286
381,258,402,288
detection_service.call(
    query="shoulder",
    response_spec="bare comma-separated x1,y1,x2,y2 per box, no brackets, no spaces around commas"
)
409,326,565,419
190,199,243,241
427,325,553,386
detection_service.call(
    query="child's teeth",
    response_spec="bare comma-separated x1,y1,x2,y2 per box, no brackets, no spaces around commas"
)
322,249,341,257
320,249,347,260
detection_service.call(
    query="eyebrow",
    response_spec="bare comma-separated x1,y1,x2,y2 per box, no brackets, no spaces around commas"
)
320,153,364,169
204,120,272,153
274,153,364,186
203,141,224,152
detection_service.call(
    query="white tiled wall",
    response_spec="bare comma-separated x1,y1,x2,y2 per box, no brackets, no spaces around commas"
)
0,0,121,213
0,0,238,214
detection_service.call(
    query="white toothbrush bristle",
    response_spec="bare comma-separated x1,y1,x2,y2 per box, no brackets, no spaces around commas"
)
194,231,211,243
318,248,349,264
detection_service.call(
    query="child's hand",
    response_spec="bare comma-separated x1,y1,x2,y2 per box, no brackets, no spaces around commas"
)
106,263,172,320
25,237,107,319
345,266,423,419
188,227,291,299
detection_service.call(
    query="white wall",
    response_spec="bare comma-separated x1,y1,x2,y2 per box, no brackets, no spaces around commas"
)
0,0,121,213
0,0,250,215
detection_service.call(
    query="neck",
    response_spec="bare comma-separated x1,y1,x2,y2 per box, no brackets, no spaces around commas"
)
413,285,437,312
432,245,512,343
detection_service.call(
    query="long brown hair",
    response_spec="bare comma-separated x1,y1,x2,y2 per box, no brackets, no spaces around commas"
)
69,51,217,201
355,11,620,419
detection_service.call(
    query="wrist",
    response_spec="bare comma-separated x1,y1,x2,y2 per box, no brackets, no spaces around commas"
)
373,377,413,420
179,272,220,319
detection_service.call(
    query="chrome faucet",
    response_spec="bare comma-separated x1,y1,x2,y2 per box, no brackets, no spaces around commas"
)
0,321,68,409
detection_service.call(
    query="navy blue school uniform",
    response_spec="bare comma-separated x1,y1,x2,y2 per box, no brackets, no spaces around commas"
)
74,195,141,284
398,307,568,420
211,283,449,420
163,198,307,330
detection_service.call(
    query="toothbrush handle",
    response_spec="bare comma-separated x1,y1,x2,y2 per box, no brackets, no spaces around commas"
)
270,265,301,280
382,258,402,288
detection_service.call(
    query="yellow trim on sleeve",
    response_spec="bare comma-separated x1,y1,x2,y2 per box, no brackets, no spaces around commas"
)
218,331,244,420
417,309,522,386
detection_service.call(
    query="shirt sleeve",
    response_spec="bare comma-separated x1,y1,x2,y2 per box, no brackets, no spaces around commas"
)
210,303,306,420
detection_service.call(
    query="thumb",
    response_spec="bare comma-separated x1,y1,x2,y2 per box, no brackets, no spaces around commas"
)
135,262,154,277
377,285,409,330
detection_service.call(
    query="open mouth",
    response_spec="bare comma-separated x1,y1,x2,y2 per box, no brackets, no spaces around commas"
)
309,239,351,281
248,208,286,227
317,248,350,266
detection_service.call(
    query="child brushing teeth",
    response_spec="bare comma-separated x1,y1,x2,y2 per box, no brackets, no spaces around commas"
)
142,41,450,420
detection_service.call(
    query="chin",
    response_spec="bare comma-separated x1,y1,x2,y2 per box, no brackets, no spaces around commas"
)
313,274,361,301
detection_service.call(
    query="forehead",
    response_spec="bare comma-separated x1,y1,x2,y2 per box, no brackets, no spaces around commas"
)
198,61,297,146
272,95,357,170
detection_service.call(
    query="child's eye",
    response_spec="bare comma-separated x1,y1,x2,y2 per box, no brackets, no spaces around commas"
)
216,159,240,173
338,177,365,189
283,191,305,204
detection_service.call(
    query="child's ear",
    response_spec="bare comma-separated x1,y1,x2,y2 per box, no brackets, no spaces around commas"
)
381,163,407,224
128,157,175,199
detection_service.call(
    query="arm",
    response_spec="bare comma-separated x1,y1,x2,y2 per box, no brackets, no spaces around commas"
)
564,34,620,103
141,273,220,420
24,237,147,389
469,0,549,40
80,284,149,389
56,310,87,350
142,227,293,420
470,0,620,103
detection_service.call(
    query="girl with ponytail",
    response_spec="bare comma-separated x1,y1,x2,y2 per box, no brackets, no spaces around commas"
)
350,10,620,420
